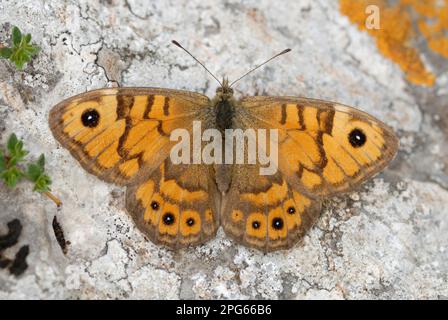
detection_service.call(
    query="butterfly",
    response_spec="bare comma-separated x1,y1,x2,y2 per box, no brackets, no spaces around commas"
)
49,42,398,252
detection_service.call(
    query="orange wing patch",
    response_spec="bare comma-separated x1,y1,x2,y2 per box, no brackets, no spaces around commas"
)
300,169,322,189
240,180,288,206
180,210,202,237
245,212,267,247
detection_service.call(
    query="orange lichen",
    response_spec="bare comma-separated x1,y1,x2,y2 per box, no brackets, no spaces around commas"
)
340,0,448,86
412,0,448,58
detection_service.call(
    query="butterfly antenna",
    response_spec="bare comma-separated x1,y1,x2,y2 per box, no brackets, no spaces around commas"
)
229,48,291,88
172,40,222,87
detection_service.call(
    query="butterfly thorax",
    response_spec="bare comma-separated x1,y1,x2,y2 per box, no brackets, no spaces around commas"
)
213,78,236,131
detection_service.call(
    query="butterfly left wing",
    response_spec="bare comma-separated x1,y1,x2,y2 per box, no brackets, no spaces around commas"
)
49,87,210,186
50,87,221,248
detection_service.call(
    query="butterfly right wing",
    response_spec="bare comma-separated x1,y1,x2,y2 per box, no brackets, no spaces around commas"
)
221,96,398,252
238,96,399,197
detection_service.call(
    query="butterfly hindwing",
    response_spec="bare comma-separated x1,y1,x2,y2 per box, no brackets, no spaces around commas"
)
126,159,220,248
221,165,321,252
49,87,210,186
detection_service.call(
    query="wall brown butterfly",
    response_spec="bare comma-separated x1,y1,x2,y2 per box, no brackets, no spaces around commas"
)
49,42,398,252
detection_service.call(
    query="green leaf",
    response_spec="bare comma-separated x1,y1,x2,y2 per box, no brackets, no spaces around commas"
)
14,142,28,160
14,57,25,70
37,154,45,169
24,34,32,44
0,150,5,172
0,47,12,59
0,167,24,188
27,163,42,181
7,134,19,154
12,26,22,46
1,26,40,70
33,173,51,193
0,130,54,195
28,154,51,192
25,44,39,56
7,42,39,70
16,140,23,153
5,134,28,165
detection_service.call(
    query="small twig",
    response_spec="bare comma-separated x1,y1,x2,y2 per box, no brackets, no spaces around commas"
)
43,191,62,207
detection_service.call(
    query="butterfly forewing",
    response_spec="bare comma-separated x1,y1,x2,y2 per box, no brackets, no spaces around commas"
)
238,96,399,197
49,87,210,186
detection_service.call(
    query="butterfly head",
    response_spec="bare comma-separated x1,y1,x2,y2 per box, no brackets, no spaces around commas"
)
216,78,234,101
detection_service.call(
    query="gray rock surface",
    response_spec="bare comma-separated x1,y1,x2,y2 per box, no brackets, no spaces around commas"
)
0,0,447,299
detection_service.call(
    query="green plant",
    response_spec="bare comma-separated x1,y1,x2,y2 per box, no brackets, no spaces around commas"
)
0,26,40,70
0,133,61,206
